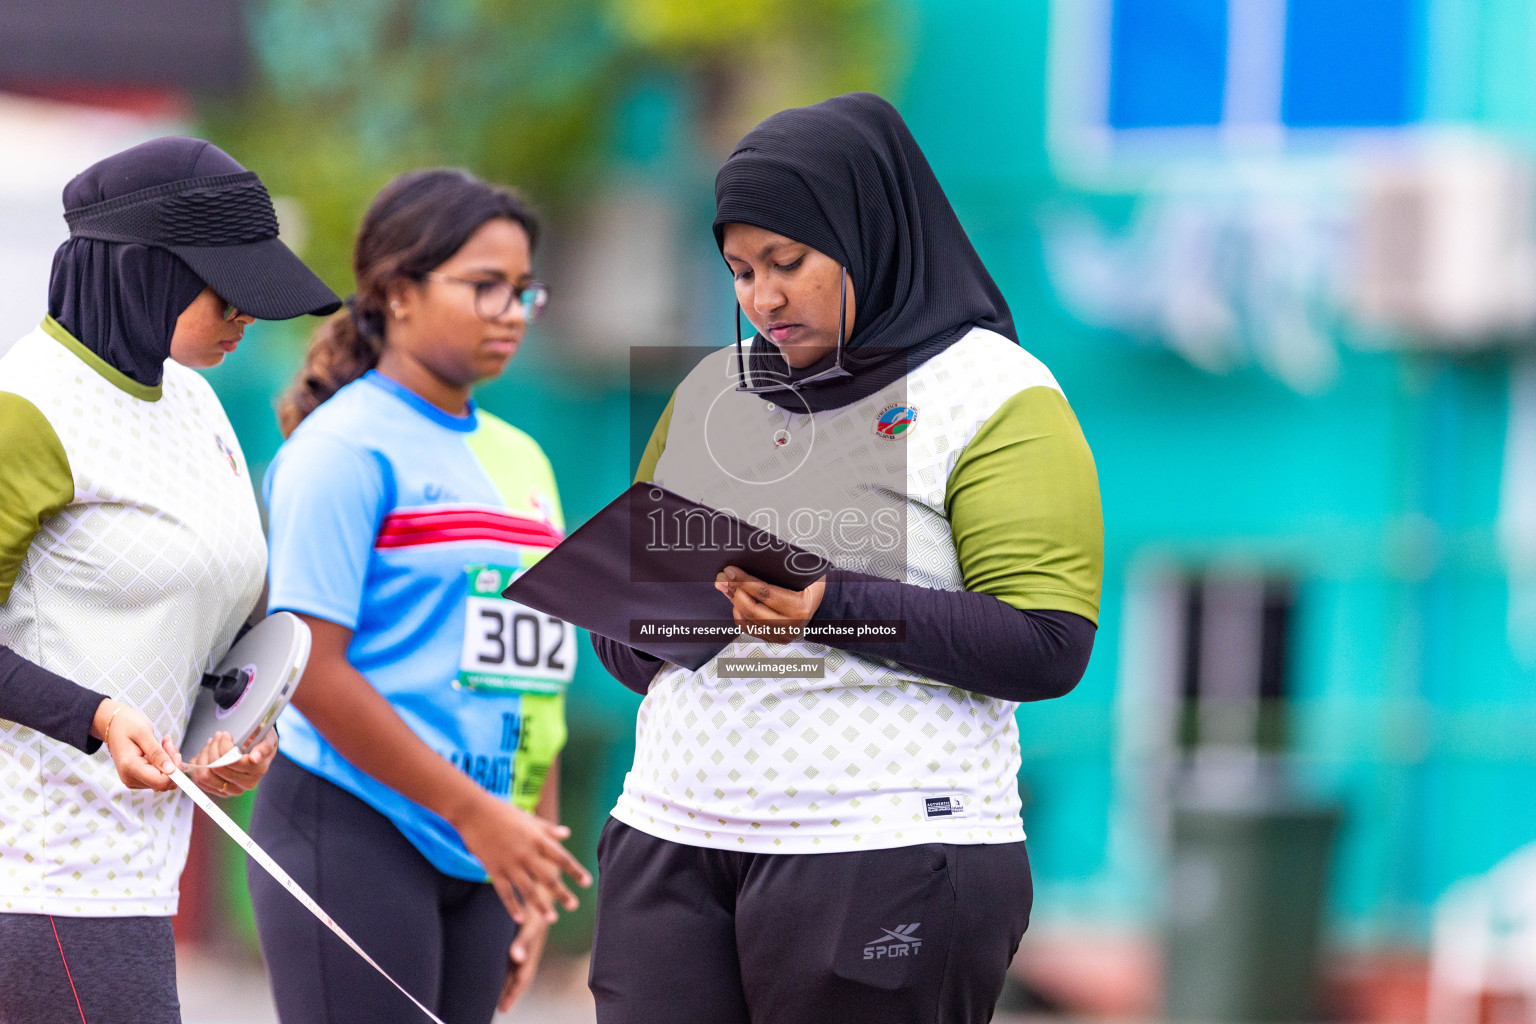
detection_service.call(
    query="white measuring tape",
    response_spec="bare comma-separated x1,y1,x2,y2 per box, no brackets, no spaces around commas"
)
168,766,447,1024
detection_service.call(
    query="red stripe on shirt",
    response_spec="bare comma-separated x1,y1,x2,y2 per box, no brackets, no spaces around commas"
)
375,507,563,550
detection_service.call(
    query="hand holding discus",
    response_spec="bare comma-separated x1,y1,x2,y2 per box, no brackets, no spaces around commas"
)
91,699,277,797
174,728,279,798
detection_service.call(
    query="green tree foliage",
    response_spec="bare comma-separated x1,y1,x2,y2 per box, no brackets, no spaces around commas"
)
201,0,905,294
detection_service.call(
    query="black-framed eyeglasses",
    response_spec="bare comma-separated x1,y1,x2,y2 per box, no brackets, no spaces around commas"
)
424,272,551,323
734,265,854,394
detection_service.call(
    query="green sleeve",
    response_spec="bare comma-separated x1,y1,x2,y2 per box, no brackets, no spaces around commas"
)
0,394,73,604
944,386,1103,624
634,391,676,484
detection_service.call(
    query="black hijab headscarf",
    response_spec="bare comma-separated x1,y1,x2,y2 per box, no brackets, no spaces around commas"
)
713,92,1016,412
46,139,241,388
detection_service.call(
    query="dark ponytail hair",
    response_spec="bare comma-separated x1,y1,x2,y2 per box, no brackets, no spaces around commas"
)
278,168,540,437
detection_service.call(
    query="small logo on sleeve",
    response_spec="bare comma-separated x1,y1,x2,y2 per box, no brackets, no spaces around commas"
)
873,403,918,440
923,795,968,819
864,923,923,959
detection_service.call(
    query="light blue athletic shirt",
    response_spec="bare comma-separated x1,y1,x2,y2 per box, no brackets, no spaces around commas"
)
264,371,569,880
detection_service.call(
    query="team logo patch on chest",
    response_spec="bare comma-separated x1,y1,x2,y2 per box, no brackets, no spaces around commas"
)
873,403,918,440
214,434,240,475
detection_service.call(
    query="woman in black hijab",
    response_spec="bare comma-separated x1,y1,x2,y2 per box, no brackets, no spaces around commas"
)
0,136,338,1023
590,94,1104,1024
713,90,1016,410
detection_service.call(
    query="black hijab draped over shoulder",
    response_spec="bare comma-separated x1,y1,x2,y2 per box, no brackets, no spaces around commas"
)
713,92,1016,412
47,139,233,388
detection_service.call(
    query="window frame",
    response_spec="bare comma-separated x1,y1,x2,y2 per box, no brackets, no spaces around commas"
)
1047,0,1422,171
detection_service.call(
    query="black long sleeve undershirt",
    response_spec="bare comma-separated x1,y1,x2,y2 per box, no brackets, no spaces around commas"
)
0,644,105,753
813,569,1095,700
592,634,665,695
592,570,1095,702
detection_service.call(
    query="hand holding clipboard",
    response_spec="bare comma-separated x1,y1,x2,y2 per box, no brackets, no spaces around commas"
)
502,484,830,670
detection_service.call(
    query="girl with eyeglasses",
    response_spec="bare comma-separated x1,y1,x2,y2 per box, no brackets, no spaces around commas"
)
589,94,1104,1024
252,168,588,1024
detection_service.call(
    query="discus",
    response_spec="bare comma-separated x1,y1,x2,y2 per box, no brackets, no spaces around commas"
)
183,611,312,757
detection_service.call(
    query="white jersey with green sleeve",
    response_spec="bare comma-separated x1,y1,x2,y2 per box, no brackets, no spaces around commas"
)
611,327,1102,854
0,317,267,916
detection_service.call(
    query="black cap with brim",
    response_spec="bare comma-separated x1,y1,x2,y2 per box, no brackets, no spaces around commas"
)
169,236,341,320
64,170,341,320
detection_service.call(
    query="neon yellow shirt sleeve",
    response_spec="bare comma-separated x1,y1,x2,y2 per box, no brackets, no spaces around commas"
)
465,412,566,532
0,393,73,604
944,386,1104,624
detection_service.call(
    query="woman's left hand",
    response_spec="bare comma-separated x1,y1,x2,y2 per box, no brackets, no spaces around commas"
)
173,728,279,798
715,566,827,644
498,910,549,1013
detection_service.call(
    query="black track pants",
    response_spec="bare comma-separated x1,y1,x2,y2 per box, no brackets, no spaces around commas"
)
0,914,179,1024
248,753,517,1024
589,818,1033,1024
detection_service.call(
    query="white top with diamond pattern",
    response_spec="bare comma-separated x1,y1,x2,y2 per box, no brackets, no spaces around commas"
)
611,328,1062,852
0,327,266,916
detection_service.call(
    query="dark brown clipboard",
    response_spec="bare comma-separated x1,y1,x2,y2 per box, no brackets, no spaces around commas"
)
501,483,830,671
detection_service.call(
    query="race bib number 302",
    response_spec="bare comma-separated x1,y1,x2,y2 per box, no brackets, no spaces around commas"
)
458,564,575,695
